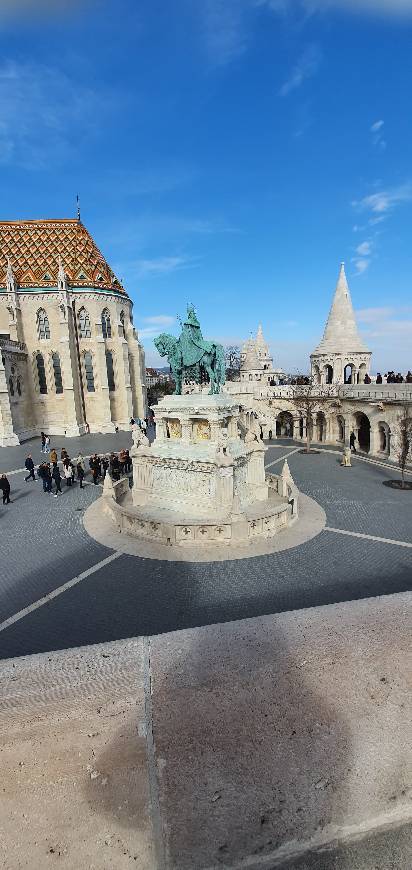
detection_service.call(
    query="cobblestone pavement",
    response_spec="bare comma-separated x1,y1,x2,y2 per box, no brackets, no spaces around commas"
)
0,442,411,660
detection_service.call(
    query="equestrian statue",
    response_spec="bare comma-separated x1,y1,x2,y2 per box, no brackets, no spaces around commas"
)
154,305,226,395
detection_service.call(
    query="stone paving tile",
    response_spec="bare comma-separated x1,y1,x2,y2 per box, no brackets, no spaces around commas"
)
0,471,110,624
285,450,412,543
1,530,411,660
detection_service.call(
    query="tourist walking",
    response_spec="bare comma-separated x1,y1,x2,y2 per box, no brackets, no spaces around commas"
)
90,454,101,485
0,474,11,504
45,435,50,453
349,431,357,454
40,432,46,453
52,464,62,495
50,448,58,465
77,461,85,489
24,454,36,482
61,447,68,462
63,461,73,487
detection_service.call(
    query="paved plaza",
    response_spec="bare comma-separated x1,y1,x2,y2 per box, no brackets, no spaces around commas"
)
0,434,411,661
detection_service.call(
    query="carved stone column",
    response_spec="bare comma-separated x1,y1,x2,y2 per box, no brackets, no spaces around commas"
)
0,354,19,446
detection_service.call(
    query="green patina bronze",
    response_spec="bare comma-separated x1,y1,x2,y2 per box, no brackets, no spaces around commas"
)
154,305,226,395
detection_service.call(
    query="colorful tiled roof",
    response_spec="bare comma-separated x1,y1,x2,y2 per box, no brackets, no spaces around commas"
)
0,219,126,294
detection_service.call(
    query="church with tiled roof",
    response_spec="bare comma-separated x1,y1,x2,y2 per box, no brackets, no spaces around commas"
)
0,218,146,444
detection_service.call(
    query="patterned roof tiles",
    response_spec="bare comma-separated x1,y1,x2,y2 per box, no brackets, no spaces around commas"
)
0,219,126,294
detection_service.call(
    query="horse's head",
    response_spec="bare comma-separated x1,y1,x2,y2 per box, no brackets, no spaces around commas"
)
154,333,176,358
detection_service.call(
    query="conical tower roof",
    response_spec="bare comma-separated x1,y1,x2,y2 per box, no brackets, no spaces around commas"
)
313,263,369,354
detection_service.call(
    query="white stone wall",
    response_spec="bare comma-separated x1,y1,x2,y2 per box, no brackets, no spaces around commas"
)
0,287,147,442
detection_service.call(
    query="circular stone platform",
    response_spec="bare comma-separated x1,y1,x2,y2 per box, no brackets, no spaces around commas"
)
83,491,326,563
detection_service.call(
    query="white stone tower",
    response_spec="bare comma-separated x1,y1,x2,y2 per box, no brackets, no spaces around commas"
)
310,263,371,385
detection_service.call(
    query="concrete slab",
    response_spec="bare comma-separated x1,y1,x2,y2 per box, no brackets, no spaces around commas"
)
0,638,156,870
149,592,412,869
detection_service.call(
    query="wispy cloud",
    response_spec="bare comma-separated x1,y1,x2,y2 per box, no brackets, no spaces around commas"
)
279,44,321,97
352,183,412,218
0,60,104,169
199,0,250,67
370,119,386,150
135,256,198,277
266,0,412,17
352,258,370,276
356,305,412,371
138,315,176,340
356,241,372,257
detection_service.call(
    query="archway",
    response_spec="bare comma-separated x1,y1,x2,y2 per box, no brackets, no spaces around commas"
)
276,411,294,437
316,411,326,442
378,422,390,455
324,364,333,385
355,412,370,453
312,364,321,385
344,364,354,384
337,415,345,443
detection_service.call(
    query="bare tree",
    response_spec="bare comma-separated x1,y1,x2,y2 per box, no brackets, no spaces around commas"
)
290,381,342,454
396,403,412,488
225,345,241,381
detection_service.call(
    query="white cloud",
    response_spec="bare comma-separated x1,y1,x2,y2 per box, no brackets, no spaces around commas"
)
279,44,321,97
353,258,370,275
138,315,176,340
356,241,372,256
352,183,412,218
0,60,103,169
356,306,412,371
135,256,196,277
370,118,386,150
263,0,412,16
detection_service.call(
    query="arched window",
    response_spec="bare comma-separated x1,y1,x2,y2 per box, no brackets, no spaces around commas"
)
17,378,22,397
8,376,14,396
105,349,115,391
37,308,50,340
36,353,47,393
84,352,95,392
101,308,112,339
78,307,91,338
52,352,63,394
119,310,125,336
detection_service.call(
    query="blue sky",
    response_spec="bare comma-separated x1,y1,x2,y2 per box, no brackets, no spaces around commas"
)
1,0,412,373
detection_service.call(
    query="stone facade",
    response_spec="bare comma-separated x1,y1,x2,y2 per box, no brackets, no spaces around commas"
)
240,324,285,385
0,219,147,445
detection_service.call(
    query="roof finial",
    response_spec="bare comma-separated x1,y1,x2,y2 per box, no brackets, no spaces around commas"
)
76,194,81,222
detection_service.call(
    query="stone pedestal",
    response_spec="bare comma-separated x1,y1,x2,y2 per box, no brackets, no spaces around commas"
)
109,392,300,550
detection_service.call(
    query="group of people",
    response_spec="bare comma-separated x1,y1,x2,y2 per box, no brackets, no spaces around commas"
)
35,447,87,496
88,450,132,485
376,371,412,384
0,440,134,506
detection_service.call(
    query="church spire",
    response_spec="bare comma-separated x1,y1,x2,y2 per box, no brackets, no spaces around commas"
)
313,262,368,353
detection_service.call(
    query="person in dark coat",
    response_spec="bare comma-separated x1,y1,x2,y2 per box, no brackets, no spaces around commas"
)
0,474,11,504
52,464,62,495
77,462,85,489
24,454,36,482
44,464,52,493
349,431,357,454
376,372,382,384
90,454,101,485
102,455,110,478
110,453,120,481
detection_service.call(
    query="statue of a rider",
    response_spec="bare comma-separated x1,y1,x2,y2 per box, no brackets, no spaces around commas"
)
154,305,226,395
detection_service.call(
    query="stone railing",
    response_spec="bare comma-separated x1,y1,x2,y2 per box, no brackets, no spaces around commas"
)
267,472,299,518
